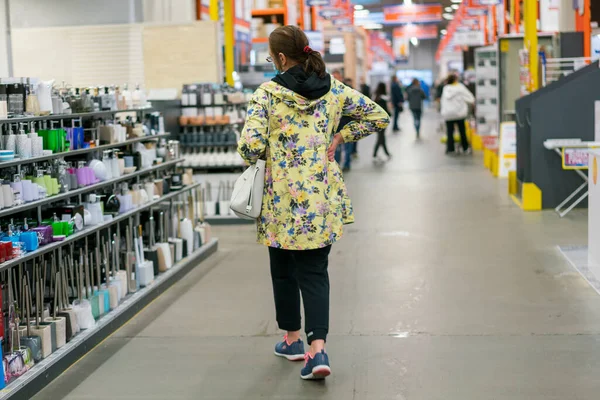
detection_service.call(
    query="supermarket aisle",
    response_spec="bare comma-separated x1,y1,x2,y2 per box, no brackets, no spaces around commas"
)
34,109,600,400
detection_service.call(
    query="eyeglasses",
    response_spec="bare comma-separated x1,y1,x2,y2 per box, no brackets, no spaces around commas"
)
266,56,273,63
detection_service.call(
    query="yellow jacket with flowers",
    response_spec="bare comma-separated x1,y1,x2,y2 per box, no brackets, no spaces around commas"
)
238,78,389,250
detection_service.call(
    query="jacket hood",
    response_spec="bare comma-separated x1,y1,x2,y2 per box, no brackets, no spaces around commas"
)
271,65,331,102
442,83,463,100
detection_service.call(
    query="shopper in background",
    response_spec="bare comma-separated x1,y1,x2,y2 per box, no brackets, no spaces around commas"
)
372,82,392,162
440,73,475,155
334,76,355,171
406,78,426,138
360,78,371,98
342,77,359,160
238,25,389,381
391,76,404,133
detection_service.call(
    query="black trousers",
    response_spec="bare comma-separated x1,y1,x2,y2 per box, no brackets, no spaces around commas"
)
393,106,402,130
373,129,390,157
269,245,331,344
446,119,469,152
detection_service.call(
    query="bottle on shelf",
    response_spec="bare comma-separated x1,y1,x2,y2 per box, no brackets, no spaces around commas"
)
132,83,146,108
122,84,133,110
0,81,7,119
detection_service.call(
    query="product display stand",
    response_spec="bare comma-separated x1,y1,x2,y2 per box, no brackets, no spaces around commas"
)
0,238,217,400
0,104,219,396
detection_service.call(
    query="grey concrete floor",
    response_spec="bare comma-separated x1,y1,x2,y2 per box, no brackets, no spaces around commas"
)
33,110,600,400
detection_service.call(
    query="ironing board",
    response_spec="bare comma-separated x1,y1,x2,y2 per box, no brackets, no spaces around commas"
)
543,139,600,217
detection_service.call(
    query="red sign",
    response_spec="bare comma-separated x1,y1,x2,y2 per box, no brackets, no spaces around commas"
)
393,24,438,39
383,4,443,24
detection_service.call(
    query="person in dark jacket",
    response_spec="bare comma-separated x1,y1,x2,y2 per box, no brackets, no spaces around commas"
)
332,73,355,171
406,78,426,137
359,78,371,98
372,82,391,161
391,76,404,132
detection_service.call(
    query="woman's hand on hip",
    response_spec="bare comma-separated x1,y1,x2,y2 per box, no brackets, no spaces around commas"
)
328,134,344,162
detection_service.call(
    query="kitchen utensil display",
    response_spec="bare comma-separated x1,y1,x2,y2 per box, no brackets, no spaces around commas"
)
21,280,42,363
85,253,100,319
103,240,119,309
218,181,231,216
36,257,58,358
156,212,172,272
72,259,94,330
125,225,137,294
94,247,110,316
57,261,78,341
144,215,160,276
168,206,185,262
43,271,66,349
196,188,212,245
188,192,201,251
181,197,194,254
135,225,154,287
204,182,216,217
30,264,51,359
113,234,127,299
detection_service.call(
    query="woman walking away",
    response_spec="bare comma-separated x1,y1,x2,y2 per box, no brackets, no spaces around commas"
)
440,73,475,155
406,78,426,138
238,25,389,381
372,82,392,162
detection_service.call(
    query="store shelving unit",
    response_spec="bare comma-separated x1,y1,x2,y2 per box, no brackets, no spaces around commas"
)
0,107,154,125
0,133,170,170
0,107,219,397
0,235,218,400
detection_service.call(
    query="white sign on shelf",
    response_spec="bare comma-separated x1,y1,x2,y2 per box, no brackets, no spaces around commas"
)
454,31,485,46
498,121,517,177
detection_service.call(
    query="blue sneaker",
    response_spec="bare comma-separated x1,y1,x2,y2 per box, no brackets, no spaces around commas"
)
301,350,331,380
274,335,305,361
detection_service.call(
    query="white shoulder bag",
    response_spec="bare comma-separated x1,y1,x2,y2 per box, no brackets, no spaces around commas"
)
230,94,270,220
230,159,266,220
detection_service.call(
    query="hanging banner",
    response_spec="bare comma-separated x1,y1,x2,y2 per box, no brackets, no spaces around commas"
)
393,35,410,62
467,8,488,16
453,30,485,46
319,7,344,19
307,0,330,6
393,24,438,39
540,0,559,32
332,16,352,26
383,4,443,24
472,0,501,3
354,11,384,26
305,31,325,53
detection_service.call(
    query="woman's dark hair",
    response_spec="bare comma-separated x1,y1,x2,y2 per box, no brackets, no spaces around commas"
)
374,82,387,99
447,74,458,84
269,26,327,78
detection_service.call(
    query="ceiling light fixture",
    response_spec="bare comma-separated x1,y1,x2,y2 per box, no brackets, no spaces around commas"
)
354,4,364,10
410,37,419,46
451,4,459,9
450,0,462,3
354,9,370,17
404,0,413,5
445,6,453,11
441,29,447,35
443,13,454,20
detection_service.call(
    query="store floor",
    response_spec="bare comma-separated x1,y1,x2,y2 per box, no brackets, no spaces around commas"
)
34,110,599,400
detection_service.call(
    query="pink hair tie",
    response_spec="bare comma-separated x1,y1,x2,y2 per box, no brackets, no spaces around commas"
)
303,46,313,54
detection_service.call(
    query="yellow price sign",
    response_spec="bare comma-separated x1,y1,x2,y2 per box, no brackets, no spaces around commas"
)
500,40,509,53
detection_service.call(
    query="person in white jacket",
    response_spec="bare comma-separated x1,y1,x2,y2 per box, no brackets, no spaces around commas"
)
440,74,475,154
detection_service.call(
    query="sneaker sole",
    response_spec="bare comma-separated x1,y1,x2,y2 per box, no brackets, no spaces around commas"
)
301,366,332,380
274,351,305,361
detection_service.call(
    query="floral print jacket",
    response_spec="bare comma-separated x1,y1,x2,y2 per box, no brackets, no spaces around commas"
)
238,78,389,250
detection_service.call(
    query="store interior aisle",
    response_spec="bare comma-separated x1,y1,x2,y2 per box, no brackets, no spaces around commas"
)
34,110,600,400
